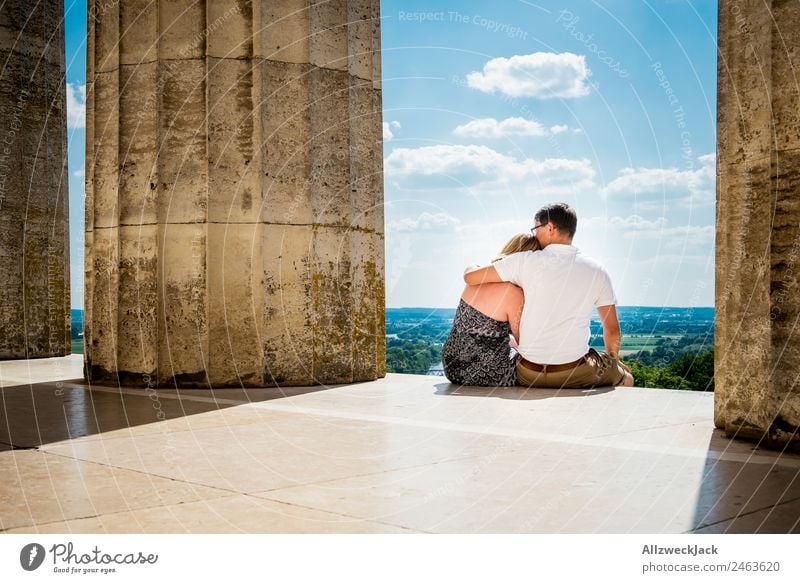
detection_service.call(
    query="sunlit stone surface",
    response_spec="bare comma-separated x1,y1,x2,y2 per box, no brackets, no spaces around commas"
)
84,1,385,387
2,360,799,533
0,0,70,359
715,0,800,448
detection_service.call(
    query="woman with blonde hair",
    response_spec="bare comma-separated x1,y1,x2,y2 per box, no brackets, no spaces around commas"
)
441,233,541,386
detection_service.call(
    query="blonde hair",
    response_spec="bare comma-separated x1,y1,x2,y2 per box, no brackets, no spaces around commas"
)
491,233,541,263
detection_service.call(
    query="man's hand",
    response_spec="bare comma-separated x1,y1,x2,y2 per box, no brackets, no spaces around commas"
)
464,265,503,286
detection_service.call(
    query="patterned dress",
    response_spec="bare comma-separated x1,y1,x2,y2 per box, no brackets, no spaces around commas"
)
441,299,517,387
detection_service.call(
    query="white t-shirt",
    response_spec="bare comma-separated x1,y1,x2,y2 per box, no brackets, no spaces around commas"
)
493,244,617,364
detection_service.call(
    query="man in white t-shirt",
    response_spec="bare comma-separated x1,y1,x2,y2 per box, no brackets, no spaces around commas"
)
464,203,634,388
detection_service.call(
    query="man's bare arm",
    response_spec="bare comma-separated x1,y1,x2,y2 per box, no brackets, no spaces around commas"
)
463,265,503,286
596,304,622,360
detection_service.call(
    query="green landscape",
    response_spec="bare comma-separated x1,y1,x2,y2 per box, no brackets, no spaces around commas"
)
71,309,84,354
72,306,714,391
387,306,714,391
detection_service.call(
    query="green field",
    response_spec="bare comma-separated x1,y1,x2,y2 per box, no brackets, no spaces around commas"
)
71,340,84,354
620,335,676,351
593,334,710,357
593,335,672,351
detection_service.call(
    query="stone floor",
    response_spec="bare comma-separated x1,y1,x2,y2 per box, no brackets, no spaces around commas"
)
1,355,799,534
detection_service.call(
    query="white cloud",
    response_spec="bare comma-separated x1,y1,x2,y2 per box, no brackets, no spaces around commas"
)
636,253,712,266
583,214,668,231
632,225,715,248
388,212,461,233
73,169,84,178
466,52,592,99
697,153,715,165
582,214,714,248
384,144,595,195
456,218,529,235
601,153,715,206
453,117,547,138
67,83,86,129
383,120,401,141
452,117,576,139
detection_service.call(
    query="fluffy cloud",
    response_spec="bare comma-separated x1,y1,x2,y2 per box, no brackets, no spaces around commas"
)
466,52,592,99
583,214,668,231
601,153,715,207
383,120,401,141
384,144,595,195
454,117,546,138
388,212,461,233
66,83,86,129
582,214,714,248
452,117,575,139
631,225,715,248
73,169,84,178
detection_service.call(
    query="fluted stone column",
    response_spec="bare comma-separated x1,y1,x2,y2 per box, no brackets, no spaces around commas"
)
85,0,385,387
0,1,70,359
716,0,800,448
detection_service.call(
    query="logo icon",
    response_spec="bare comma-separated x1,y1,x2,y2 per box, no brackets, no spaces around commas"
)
20,543,46,571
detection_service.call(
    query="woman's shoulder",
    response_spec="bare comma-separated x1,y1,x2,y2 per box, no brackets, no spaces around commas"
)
503,283,524,303
476,282,524,305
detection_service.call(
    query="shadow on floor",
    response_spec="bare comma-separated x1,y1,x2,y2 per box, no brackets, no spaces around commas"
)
689,433,800,533
0,379,338,449
434,382,615,399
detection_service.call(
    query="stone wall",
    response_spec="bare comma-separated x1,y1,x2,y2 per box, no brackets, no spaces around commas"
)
0,0,70,359
85,0,385,387
716,0,800,448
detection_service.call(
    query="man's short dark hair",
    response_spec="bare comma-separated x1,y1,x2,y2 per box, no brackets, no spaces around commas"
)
535,203,577,238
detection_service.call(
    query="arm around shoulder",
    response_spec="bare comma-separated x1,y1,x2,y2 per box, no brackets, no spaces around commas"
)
463,264,503,285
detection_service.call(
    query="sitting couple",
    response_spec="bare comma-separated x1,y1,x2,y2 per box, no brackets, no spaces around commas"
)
442,202,634,389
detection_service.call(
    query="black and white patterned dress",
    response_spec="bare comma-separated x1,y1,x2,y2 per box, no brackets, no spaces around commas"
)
441,300,517,387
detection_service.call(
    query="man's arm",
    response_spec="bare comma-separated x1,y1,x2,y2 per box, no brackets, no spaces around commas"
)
596,304,622,360
463,264,503,286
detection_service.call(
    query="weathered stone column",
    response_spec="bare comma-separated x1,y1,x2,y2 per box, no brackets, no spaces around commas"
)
716,0,800,448
85,0,385,387
0,1,70,359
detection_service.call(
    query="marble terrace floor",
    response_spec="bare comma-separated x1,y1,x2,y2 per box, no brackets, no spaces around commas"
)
1,355,799,534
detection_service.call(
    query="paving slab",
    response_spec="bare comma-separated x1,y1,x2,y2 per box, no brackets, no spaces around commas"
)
0,450,229,532
3,495,416,534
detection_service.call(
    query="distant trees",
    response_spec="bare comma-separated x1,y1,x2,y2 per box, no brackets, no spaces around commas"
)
384,308,715,389
386,338,441,374
626,349,714,391
385,313,450,374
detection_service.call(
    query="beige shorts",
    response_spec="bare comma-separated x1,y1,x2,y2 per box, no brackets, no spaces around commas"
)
516,349,627,388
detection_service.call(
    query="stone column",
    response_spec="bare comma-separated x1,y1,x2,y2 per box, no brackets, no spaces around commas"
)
0,1,70,359
85,0,385,387
716,0,800,448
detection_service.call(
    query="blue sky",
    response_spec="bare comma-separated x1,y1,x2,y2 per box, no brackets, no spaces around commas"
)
64,0,87,310
64,0,718,309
